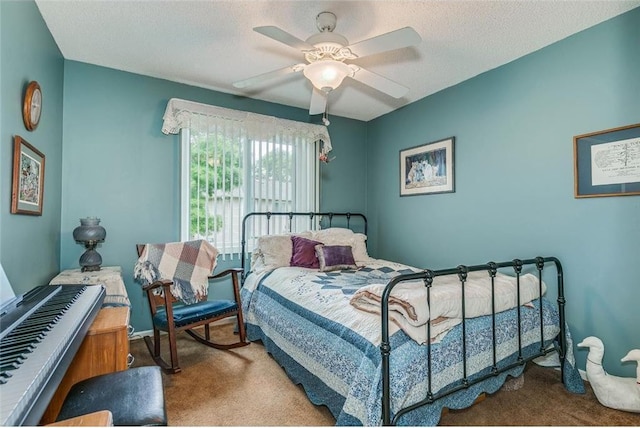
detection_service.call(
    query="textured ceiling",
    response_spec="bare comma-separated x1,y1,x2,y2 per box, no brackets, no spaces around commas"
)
36,0,640,122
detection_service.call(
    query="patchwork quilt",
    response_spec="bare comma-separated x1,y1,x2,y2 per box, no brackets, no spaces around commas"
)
241,259,584,425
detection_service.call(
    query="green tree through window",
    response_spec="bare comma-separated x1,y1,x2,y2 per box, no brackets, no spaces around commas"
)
190,133,242,237
189,134,294,239
254,146,293,182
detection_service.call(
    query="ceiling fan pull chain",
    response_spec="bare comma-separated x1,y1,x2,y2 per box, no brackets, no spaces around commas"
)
322,99,330,126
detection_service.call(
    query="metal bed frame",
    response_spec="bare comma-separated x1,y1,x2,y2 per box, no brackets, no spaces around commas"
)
240,212,568,425
380,256,567,424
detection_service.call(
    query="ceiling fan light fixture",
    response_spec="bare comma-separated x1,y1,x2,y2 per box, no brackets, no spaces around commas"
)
303,60,352,92
305,32,349,48
238,11,422,117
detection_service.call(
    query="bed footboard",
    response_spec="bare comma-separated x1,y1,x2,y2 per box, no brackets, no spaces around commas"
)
380,257,566,425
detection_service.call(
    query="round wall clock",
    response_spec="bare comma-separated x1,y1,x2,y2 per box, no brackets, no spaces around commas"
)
23,81,42,131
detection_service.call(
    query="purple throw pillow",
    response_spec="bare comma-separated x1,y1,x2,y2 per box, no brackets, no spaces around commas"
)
290,236,323,268
315,245,358,272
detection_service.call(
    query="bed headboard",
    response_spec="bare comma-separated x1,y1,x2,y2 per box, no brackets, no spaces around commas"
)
240,211,367,279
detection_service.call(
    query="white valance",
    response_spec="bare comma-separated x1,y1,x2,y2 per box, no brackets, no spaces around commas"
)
161,98,332,154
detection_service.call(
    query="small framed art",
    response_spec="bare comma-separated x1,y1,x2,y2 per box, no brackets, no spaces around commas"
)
11,136,45,215
400,137,455,196
573,123,640,198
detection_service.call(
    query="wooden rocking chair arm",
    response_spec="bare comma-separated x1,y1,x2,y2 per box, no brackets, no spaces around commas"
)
142,279,173,292
209,268,243,280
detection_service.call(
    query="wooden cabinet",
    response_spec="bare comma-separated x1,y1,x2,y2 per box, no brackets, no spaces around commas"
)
40,307,130,425
47,410,113,427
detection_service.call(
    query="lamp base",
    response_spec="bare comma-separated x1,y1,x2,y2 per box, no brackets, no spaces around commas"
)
79,248,103,272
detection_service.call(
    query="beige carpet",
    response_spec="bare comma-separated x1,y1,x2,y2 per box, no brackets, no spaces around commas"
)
130,323,334,426
130,323,640,426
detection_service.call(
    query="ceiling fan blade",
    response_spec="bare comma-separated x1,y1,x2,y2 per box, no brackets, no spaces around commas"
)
309,88,327,115
254,26,316,51
350,66,409,98
346,27,421,59
233,64,303,89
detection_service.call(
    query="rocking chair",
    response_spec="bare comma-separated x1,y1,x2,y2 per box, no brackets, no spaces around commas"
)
135,242,248,374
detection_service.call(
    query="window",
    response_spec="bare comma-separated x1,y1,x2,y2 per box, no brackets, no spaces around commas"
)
161,99,331,257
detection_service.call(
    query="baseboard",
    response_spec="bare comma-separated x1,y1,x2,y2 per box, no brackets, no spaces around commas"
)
129,329,153,341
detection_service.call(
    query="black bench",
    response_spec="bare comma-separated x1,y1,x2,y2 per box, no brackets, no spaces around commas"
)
56,366,167,426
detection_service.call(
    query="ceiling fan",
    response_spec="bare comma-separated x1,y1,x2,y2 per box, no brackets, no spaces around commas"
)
233,12,422,117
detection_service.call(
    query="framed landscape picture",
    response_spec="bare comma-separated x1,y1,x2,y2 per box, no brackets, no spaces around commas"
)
573,123,640,198
400,137,455,196
11,136,45,215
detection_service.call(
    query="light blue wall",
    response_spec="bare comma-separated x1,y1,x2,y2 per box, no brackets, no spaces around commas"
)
366,8,640,377
60,61,367,331
317,115,368,213
0,1,64,293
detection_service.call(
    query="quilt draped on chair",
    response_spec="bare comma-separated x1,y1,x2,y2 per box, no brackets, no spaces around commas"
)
134,240,218,304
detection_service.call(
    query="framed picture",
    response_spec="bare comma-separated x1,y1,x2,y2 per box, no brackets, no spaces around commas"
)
400,137,455,196
573,123,640,198
11,136,45,215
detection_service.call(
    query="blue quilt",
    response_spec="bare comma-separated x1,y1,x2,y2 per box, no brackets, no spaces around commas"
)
241,261,584,425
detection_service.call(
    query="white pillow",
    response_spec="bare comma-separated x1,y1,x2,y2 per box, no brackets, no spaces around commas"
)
257,234,292,269
253,231,313,271
312,227,355,245
250,249,267,274
351,233,371,264
313,228,371,265
314,227,355,237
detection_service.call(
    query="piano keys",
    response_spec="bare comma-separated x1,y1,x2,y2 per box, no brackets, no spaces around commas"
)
0,284,105,426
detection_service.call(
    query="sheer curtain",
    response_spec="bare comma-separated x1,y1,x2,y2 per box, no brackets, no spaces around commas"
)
162,98,331,257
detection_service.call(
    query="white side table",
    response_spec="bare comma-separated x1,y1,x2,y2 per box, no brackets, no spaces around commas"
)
49,266,131,308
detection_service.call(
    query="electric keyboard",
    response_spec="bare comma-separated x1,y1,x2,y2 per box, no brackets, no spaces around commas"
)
0,284,105,426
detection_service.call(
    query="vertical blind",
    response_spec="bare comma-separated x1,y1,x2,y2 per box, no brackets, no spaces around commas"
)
162,99,332,257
